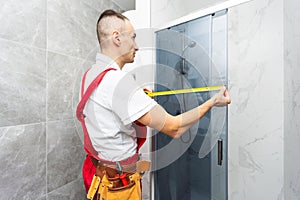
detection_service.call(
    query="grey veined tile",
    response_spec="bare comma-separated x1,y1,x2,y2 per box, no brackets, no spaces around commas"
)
0,0,46,49
72,65,86,143
47,0,100,59
47,119,85,193
0,39,46,127
47,52,92,121
47,178,86,200
83,0,124,12
47,0,123,60
0,123,46,200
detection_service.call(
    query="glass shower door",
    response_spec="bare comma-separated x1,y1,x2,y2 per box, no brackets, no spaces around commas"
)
153,10,228,200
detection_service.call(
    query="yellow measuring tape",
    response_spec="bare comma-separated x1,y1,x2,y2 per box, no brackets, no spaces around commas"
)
145,85,224,97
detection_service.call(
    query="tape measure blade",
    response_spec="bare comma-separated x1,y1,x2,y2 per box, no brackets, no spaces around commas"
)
147,85,223,97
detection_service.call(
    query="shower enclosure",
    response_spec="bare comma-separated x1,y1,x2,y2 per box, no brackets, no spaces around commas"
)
153,10,228,200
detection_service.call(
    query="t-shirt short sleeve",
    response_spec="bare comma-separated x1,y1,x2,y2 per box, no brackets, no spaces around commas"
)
108,71,157,125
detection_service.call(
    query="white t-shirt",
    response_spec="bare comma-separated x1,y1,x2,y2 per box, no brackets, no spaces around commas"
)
82,53,157,161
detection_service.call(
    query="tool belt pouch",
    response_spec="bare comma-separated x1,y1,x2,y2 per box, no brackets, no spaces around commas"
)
87,172,142,200
100,173,141,200
87,160,150,200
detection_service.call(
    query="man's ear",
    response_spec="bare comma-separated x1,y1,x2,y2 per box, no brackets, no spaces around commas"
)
112,31,121,46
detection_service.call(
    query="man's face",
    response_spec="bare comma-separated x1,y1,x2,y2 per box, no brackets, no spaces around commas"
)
119,20,139,63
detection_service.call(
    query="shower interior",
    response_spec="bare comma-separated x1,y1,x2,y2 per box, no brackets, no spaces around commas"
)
153,10,228,200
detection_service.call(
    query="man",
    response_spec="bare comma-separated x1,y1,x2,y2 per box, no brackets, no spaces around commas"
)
79,9,231,198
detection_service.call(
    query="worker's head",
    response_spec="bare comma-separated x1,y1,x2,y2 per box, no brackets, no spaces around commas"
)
97,10,139,67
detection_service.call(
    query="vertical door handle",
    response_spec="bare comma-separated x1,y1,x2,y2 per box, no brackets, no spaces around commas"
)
218,140,223,166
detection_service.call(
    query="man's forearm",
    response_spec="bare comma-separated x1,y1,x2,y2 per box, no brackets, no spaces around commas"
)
173,98,214,138
138,87,230,138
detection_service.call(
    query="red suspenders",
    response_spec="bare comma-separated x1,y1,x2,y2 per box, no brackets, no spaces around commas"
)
76,68,116,160
76,68,147,162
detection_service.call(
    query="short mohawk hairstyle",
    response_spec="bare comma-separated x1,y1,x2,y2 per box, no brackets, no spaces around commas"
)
96,9,128,44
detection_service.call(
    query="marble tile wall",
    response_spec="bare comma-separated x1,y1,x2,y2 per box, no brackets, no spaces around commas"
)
0,0,46,49
0,0,123,199
284,0,300,199
0,39,46,126
228,0,285,199
0,123,46,200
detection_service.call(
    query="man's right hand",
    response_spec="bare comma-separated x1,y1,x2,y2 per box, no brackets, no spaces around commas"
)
211,86,231,107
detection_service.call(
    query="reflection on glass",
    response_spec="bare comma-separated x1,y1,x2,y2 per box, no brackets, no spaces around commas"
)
153,10,228,200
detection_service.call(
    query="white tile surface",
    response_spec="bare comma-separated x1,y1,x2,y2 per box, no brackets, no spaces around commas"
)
228,0,284,199
284,0,300,199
